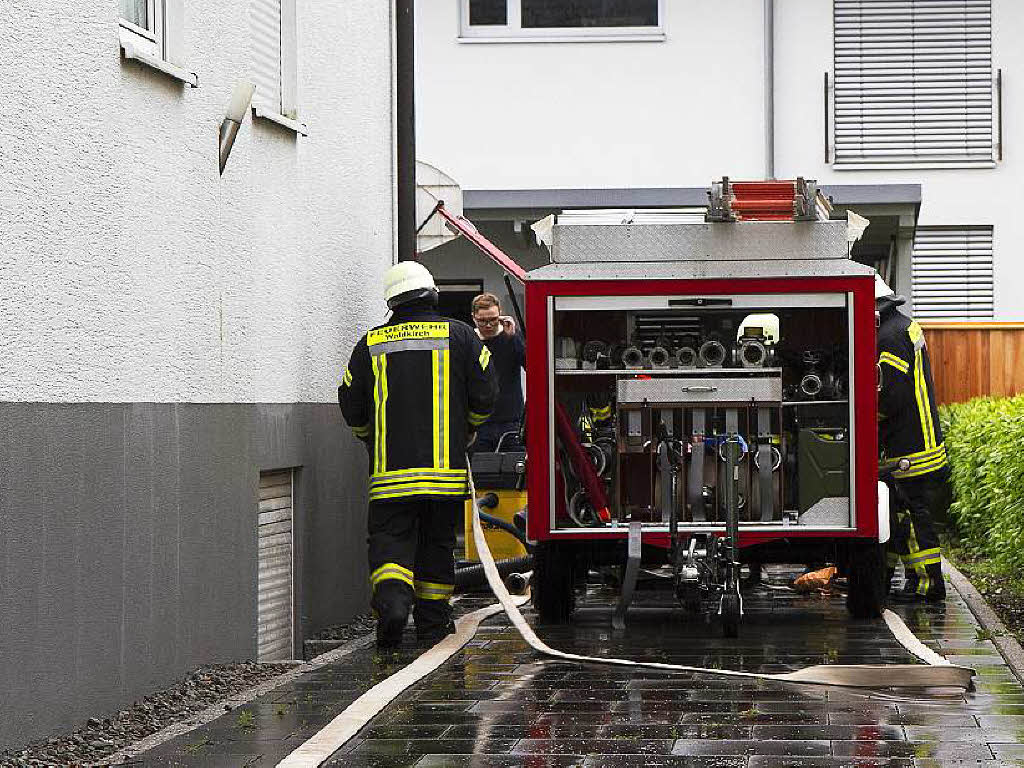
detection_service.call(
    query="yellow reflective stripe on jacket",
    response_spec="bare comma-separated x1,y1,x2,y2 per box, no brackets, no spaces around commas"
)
351,423,370,438
913,348,937,451
878,352,909,374
442,349,451,465
370,563,413,588
370,485,468,502
890,444,948,479
432,349,442,469
368,322,449,346
589,404,612,422
468,410,491,427
368,468,469,501
414,580,454,601
371,354,389,474
479,345,491,371
370,467,468,483
341,367,353,387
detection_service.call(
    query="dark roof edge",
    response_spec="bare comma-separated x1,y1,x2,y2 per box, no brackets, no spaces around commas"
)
463,184,922,210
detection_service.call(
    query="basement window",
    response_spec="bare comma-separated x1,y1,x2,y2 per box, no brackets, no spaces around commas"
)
461,0,665,42
118,0,198,87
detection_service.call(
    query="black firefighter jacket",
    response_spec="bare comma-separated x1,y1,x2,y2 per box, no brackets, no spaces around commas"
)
339,305,499,503
877,299,947,480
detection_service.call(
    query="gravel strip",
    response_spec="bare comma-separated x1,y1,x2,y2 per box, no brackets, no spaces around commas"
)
307,612,376,642
0,662,294,768
0,615,378,768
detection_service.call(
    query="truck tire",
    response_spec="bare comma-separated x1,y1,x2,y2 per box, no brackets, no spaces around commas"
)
846,541,887,619
532,541,576,623
721,593,741,638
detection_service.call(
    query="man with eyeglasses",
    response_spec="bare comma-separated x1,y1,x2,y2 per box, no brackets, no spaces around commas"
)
471,293,525,452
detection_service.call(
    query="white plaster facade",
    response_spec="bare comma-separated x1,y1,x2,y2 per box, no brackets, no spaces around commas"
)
0,0,396,403
417,0,1024,320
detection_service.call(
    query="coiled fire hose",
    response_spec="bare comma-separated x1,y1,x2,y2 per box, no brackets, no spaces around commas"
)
466,457,975,691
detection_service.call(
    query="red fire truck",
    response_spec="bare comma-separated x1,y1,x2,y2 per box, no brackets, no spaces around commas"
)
437,178,889,637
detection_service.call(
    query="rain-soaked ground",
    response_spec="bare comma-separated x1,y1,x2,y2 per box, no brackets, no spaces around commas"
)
129,569,1024,767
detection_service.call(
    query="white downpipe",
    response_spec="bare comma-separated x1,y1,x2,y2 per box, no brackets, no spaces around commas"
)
764,0,775,180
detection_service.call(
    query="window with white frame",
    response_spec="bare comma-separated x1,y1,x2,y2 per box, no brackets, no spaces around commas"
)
118,0,196,86
461,0,664,40
912,226,994,320
832,0,994,169
251,0,305,133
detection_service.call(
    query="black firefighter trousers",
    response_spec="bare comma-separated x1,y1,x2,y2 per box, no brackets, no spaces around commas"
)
886,469,951,599
368,497,459,644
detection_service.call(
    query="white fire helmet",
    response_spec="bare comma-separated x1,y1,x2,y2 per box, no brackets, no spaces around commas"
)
874,274,895,300
383,261,438,308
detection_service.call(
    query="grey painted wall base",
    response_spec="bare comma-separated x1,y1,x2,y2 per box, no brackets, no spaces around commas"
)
0,402,369,749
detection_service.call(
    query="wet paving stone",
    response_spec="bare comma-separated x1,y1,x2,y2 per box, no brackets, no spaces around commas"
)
132,570,1024,766
513,738,675,755
412,757,591,768
670,739,832,756
343,737,519,755
747,760,918,768
752,724,906,740
830,739,995,759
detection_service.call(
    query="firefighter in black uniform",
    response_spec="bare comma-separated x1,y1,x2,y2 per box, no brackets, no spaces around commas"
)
876,275,951,602
339,261,499,648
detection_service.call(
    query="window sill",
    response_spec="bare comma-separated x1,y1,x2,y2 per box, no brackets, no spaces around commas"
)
457,32,665,44
832,162,997,171
119,25,198,87
253,105,309,136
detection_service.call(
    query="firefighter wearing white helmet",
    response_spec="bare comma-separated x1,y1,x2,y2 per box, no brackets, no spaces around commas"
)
875,271,950,603
339,260,498,648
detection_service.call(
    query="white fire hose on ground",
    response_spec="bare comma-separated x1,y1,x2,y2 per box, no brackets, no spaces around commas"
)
277,462,973,767
466,459,974,691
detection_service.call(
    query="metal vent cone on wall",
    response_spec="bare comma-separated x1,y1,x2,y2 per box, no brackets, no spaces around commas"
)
416,161,463,253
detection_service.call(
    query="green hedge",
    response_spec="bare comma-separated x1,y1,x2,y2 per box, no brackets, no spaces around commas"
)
939,394,1024,570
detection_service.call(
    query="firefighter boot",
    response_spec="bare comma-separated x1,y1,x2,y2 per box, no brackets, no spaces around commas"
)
894,564,945,603
894,569,919,602
373,580,413,649
414,598,455,648
921,563,946,602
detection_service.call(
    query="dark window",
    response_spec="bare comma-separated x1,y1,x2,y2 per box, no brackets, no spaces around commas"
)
522,0,658,28
469,0,508,26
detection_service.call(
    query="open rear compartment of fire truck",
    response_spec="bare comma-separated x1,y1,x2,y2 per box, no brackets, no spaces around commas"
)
523,180,887,636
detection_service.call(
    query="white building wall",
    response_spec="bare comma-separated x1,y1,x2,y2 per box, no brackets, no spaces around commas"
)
774,0,1024,321
418,0,1023,319
416,0,767,190
0,0,395,404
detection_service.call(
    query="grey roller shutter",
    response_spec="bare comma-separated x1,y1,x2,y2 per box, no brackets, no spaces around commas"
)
251,0,283,115
833,0,994,169
912,225,994,319
258,469,294,662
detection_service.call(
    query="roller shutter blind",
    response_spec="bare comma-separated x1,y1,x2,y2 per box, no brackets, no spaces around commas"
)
251,0,283,114
258,469,294,662
911,225,994,319
833,0,994,169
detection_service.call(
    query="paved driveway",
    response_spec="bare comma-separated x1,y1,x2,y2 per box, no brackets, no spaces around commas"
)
138,571,1024,767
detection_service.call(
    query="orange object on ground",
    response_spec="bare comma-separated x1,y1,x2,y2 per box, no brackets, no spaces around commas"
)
792,566,838,593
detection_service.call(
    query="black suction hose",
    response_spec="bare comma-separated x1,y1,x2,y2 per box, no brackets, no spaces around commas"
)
455,556,532,592
456,493,533,592
478,510,531,551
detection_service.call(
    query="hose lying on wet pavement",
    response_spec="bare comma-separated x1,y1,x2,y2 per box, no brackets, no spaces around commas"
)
275,463,976,767
465,458,975,692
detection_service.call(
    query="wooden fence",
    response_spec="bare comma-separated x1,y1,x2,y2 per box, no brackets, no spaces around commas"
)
920,322,1024,405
